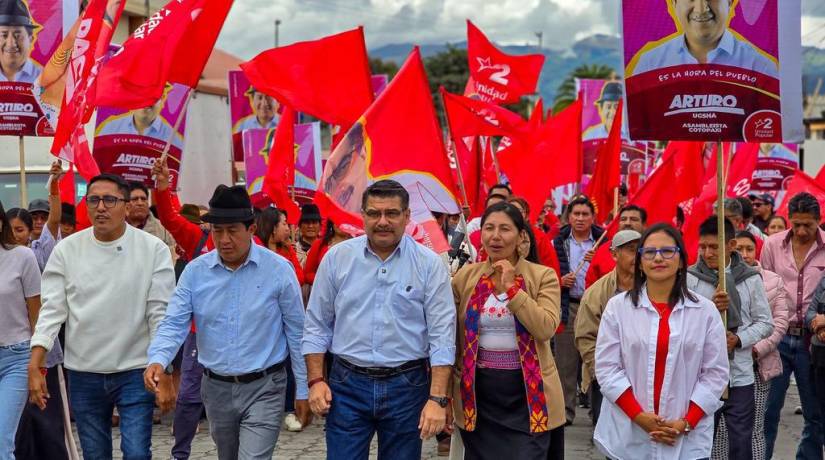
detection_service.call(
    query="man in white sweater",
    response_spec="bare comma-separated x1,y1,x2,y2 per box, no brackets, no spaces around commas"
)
27,173,176,460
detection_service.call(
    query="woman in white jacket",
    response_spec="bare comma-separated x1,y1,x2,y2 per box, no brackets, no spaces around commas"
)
594,223,729,460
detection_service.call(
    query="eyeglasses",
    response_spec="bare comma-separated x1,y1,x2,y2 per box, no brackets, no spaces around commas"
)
87,195,126,209
638,246,680,261
363,209,404,221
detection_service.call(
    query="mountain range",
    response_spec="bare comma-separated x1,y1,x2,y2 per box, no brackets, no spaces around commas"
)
371,34,825,108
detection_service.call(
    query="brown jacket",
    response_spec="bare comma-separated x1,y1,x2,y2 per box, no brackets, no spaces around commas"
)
450,258,565,430
574,269,619,393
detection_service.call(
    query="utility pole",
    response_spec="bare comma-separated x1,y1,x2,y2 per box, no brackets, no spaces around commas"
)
275,19,281,47
535,31,543,50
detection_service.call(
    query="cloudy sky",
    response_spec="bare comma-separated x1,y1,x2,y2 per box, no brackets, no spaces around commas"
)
215,0,825,60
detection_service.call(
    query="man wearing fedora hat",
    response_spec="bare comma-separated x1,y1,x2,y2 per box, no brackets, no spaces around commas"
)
583,81,626,142
0,0,41,83
146,184,309,460
295,203,322,267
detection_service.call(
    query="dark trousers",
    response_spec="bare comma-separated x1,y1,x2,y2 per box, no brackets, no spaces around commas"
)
589,380,603,426
812,345,825,455
172,332,205,460
285,356,296,412
714,384,755,460
325,357,429,460
14,365,69,460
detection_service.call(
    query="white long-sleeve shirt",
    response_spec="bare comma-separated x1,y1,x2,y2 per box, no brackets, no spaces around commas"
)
594,288,729,460
31,225,175,373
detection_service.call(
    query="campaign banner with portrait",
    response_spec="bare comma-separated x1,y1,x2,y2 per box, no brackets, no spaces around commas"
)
371,74,388,97
242,122,322,207
622,0,803,143
0,1,77,136
92,83,189,189
748,142,799,192
577,78,654,183
229,69,279,161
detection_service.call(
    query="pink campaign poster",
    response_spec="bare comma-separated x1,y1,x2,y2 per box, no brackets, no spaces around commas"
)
622,0,802,143
93,83,190,189
371,74,388,97
229,70,279,161
242,123,323,207
748,142,799,192
0,1,76,136
577,78,653,188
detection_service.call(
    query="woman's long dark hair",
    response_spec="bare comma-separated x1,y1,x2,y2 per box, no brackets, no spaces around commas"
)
629,223,697,307
0,201,17,249
321,219,336,246
480,202,539,264
7,207,32,231
255,207,284,249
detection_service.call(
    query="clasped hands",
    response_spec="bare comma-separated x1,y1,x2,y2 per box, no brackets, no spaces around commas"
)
633,412,688,446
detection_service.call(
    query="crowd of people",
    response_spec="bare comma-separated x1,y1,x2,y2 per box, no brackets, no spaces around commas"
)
1,155,824,460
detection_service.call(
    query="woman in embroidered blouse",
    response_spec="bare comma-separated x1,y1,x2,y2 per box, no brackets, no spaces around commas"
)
594,223,729,459
451,202,565,460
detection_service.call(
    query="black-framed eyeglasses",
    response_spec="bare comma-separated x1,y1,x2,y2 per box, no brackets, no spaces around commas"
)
638,246,679,261
362,209,404,221
87,195,127,209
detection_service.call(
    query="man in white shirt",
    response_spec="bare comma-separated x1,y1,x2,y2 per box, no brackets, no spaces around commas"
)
27,173,176,460
631,0,778,79
0,0,41,84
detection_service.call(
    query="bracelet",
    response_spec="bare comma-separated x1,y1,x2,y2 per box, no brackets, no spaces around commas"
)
39,368,47,376
506,284,520,300
308,377,325,389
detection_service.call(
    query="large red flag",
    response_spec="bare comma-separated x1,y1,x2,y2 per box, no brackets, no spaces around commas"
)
315,48,460,253
775,170,825,221
499,98,582,222
586,99,623,222
452,136,482,214
96,0,233,109
241,28,373,127
467,20,545,105
263,106,300,225
59,163,76,205
441,88,529,138
815,165,825,189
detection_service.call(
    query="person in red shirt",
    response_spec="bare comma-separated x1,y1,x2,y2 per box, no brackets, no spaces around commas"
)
506,196,561,277
304,220,352,285
255,207,304,285
586,205,647,288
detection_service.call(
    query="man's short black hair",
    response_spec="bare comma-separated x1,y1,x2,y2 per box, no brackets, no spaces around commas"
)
128,181,150,199
568,196,595,215
736,196,753,221
788,192,821,221
620,204,647,224
485,193,508,207
88,173,130,200
618,183,628,197
698,215,736,243
489,183,512,195
361,180,409,211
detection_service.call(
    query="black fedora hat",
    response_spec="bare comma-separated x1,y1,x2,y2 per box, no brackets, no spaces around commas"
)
597,81,623,103
201,185,255,224
299,203,322,224
0,0,38,28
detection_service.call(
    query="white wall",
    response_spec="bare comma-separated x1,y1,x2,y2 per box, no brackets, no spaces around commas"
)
803,140,825,177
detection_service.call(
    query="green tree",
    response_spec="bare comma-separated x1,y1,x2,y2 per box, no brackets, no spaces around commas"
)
552,64,615,113
369,57,399,79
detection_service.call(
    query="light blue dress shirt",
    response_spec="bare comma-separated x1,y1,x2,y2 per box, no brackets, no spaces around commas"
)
568,232,595,299
148,243,308,398
302,235,456,368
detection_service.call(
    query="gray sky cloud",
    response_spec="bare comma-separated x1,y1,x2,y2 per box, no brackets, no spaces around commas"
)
215,0,825,60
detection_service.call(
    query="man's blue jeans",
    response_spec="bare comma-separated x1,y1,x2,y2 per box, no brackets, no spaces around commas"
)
764,335,823,460
325,358,430,460
67,369,155,460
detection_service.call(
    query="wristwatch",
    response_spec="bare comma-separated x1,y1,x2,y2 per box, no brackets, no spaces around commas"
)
428,395,450,408
164,364,174,375
681,418,692,434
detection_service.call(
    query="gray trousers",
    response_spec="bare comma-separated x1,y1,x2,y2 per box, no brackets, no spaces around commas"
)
201,368,287,460
555,301,580,423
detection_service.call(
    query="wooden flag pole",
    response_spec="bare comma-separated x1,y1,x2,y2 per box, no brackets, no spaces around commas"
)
489,137,502,182
158,89,193,164
18,136,27,207
716,141,727,328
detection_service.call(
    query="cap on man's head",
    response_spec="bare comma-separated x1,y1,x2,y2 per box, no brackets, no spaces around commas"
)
27,198,49,214
0,0,38,28
611,229,642,250
597,82,623,103
299,203,322,224
749,192,775,207
201,185,254,224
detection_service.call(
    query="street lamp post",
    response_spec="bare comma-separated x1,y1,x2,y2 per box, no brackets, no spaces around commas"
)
275,19,281,47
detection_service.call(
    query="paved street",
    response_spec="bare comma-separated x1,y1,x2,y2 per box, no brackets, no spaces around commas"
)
81,384,808,459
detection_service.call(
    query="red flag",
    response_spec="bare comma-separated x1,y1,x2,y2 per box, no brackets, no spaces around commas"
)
586,99,623,222
775,170,825,221
75,198,92,231
96,0,233,109
483,138,499,188
816,165,825,189
35,0,124,159
467,20,545,104
452,136,482,214
529,98,544,130
263,106,300,225
441,88,529,139
59,163,76,204
315,48,460,253
241,28,373,127
499,98,582,222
